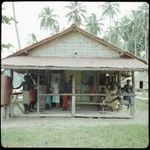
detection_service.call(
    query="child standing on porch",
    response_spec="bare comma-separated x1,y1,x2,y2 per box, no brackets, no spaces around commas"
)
45,85,52,110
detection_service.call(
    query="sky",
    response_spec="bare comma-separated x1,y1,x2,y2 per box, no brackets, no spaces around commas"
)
1,1,144,58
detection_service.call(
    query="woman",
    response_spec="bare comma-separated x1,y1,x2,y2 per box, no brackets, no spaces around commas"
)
52,78,60,108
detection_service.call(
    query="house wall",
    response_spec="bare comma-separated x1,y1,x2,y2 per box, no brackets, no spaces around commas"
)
134,71,148,90
29,32,120,58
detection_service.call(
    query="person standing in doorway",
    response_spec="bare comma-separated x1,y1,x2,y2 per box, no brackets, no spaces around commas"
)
28,74,36,111
123,79,133,110
62,76,71,110
82,76,95,101
52,77,60,108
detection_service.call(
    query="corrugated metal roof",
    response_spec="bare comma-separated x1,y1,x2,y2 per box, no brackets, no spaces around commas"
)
2,56,148,71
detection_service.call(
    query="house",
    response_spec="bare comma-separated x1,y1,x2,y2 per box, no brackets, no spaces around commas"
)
1,24,148,119
135,71,148,91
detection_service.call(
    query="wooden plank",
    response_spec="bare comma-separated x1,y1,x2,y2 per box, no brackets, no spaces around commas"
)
130,71,135,117
10,69,14,117
13,114,72,118
3,65,147,71
76,102,106,105
37,71,40,114
38,93,136,96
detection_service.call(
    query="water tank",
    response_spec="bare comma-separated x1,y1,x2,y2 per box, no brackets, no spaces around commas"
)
1,75,12,106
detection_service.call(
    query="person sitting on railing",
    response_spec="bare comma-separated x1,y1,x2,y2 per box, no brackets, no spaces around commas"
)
104,89,121,111
123,79,133,110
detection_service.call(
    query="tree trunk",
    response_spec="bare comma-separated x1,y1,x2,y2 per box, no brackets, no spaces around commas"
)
134,39,137,56
109,16,111,43
12,2,21,50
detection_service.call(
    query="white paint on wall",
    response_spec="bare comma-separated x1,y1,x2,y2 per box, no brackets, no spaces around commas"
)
29,32,120,58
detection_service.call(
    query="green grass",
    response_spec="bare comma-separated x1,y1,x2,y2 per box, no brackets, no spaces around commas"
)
2,97,148,148
135,99,148,111
1,124,148,148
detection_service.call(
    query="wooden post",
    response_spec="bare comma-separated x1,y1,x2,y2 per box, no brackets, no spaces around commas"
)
37,71,40,114
118,71,122,110
10,69,14,117
97,71,100,101
130,71,135,117
71,72,76,117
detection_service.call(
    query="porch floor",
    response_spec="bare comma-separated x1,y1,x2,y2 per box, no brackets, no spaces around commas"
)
11,105,133,119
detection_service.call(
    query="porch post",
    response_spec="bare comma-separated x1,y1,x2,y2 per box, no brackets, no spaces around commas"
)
37,71,40,115
10,69,14,117
130,71,135,117
118,71,122,110
97,71,100,101
71,72,76,117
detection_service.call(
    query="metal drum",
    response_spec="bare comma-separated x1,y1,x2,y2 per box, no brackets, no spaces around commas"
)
1,75,12,106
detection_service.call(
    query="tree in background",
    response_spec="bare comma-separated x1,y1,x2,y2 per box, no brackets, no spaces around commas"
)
85,13,104,36
2,14,14,24
100,2,120,43
103,3,149,60
2,7,14,51
39,7,59,34
138,3,149,62
12,2,21,50
65,2,86,26
103,21,123,48
27,33,38,46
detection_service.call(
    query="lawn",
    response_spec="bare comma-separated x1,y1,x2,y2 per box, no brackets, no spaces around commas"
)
1,97,149,148
1,124,148,148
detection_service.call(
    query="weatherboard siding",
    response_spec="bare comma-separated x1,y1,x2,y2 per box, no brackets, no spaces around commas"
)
29,32,120,58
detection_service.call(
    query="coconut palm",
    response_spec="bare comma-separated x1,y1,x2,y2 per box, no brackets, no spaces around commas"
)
2,15,14,24
2,7,14,50
100,2,120,42
103,21,123,48
12,2,21,50
27,33,38,45
85,13,104,35
65,2,86,26
138,3,149,62
39,7,59,34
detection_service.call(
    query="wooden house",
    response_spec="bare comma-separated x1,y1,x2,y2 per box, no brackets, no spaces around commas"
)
1,24,148,118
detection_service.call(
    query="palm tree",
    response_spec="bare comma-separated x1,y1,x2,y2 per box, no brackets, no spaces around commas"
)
100,2,120,42
65,2,86,26
85,13,104,35
138,3,149,62
27,33,38,45
103,21,123,48
12,2,21,50
2,7,14,50
2,15,14,24
39,7,59,34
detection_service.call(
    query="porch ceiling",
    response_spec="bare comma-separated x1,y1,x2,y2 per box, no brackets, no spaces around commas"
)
1,56,148,71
